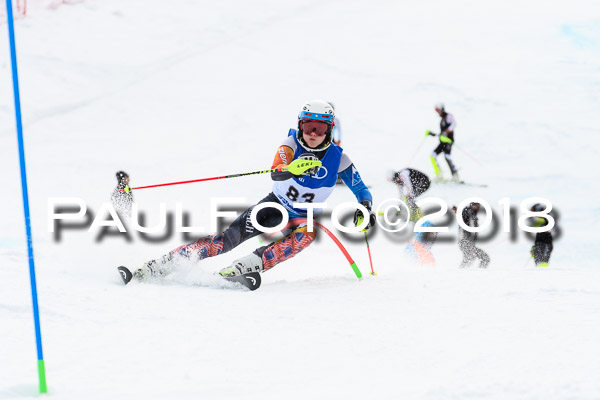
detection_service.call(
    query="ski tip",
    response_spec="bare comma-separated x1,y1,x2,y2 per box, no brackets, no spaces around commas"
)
117,266,133,285
434,179,487,187
459,181,487,187
224,272,262,291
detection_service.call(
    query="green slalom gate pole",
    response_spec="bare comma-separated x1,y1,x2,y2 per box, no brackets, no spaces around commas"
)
5,0,48,393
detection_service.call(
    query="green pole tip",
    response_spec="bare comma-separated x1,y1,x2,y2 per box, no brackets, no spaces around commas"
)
350,262,362,279
38,360,47,393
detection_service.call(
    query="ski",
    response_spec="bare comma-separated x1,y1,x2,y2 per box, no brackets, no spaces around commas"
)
116,266,261,291
456,181,487,188
118,266,133,284
223,272,261,291
434,179,487,188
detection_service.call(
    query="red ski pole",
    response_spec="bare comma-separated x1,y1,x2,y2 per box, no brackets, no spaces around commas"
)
119,159,322,192
455,144,484,166
364,231,376,276
121,168,279,192
407,136,427,166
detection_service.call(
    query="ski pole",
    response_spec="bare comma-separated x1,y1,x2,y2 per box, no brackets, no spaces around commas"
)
364,231,376,276
120,158,322,192
455,144,483,167
355,214,375,275
123,168,277,192
407,136,427,165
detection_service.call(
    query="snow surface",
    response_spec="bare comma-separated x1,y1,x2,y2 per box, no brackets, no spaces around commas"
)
1,0,600,399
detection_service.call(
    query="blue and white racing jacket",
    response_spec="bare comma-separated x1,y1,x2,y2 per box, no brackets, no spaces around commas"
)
271,129,372,216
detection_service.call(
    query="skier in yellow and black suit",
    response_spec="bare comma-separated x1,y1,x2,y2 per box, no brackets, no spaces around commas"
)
426,103,460,182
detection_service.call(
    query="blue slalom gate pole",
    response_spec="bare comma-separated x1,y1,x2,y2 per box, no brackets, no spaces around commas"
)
5,0,48,393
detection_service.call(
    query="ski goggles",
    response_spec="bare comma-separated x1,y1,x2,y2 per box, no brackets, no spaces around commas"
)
301,120,330,136
299,111,334,123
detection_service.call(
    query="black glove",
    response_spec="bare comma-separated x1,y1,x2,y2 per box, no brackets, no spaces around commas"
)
295,153,320,176
353,201,376,232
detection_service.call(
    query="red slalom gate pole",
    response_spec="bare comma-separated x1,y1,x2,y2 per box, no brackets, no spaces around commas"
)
274,218,363,279
314,221,362,279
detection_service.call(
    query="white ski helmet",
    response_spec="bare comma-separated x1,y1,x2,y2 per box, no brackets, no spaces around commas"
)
299,99,335,122
434,102,445,112
297,99,335,150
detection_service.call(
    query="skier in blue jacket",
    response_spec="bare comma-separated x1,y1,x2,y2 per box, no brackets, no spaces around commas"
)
133,100,375,280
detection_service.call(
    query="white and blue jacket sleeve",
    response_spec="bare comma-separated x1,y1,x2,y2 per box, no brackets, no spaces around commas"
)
337,153,372,204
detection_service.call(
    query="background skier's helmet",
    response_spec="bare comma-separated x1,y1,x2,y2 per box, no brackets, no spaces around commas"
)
434,102,445,113
531,203,545,212
469,202,481,213
115,170,130,186
298,99,335,150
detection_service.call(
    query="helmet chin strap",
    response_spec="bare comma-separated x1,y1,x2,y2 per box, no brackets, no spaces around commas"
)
297,130,332,152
